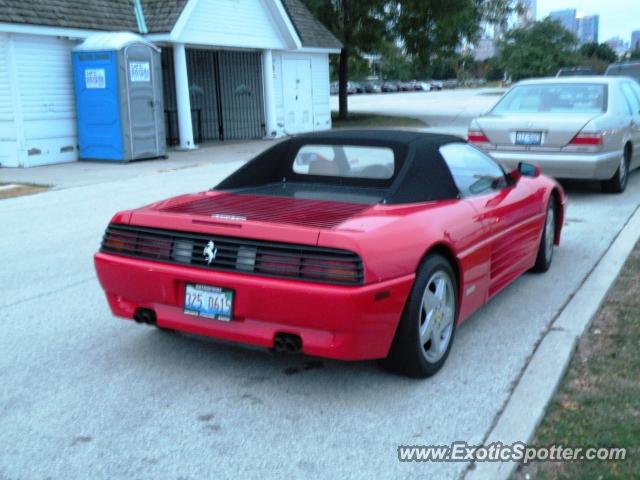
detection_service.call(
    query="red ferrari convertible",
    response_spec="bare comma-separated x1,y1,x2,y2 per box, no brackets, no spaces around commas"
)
95,131,566,377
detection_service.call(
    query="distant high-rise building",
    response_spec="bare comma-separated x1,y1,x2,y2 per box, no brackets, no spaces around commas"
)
605,37,628,56
549,8,578,37
632,30,640,50
517,0,537,26
577,15,599,44
473,38,497,61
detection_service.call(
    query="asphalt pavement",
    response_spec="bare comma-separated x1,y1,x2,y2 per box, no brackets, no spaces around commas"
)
2,142,640,479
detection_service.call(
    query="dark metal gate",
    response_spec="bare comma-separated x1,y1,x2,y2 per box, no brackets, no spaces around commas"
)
161,48,265,145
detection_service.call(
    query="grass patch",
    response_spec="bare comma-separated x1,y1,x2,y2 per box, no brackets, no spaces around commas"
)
514,240,640,479
0,183,50,199
331,112,426,129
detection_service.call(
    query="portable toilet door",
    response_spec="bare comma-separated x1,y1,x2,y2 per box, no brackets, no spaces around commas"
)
121,43,165,160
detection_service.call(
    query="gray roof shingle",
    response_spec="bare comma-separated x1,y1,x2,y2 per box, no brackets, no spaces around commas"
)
0,0,138,31
0,0,342,50
280,0,342,49
139,0,188,33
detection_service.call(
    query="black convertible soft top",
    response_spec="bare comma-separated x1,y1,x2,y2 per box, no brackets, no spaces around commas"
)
215,130,465,204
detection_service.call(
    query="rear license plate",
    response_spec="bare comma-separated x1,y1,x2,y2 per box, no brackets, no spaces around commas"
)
515,131,542,145
184,283,233,321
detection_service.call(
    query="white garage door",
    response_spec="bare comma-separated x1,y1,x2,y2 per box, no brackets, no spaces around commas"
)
13,34,77,167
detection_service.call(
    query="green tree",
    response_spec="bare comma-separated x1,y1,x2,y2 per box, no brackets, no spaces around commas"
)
301,0,390,119
630,47,640,60
579,42,617,63
498,18,579,81
393,0,514,73
377,41,413,81
302,0,515,118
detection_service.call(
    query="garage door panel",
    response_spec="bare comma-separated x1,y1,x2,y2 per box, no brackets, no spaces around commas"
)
13,34,78,166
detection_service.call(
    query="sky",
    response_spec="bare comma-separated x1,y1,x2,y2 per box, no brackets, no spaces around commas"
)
535,0,640,44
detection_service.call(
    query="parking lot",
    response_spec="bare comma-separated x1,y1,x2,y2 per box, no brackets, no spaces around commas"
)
1,138,640,478
331,88,507,135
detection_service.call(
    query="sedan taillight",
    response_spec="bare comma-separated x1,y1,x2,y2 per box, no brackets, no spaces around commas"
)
468,130,490,144
570,132,603,146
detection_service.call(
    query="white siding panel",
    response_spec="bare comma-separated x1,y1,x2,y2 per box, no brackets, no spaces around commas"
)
13,34,78,166
177,0,287,50
0,34,12,121
0,33,18,167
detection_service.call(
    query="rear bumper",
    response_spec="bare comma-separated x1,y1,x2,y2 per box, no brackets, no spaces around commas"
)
94,253,414,360
488,149,622,180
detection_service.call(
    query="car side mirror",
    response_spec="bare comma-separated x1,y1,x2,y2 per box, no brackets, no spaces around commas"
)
508,168,520,183
518,162,541,178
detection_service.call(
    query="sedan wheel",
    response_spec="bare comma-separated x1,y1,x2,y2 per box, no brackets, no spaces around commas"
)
381,254,458,378
601,152,630,193
532,199,556,273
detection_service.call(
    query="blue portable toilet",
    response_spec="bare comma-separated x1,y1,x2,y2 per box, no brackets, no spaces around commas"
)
72,32,166,161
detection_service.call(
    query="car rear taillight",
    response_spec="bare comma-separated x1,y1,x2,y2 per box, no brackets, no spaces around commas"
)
468,130,490,144
302,259,360,284
258,253,301,277
570,132,603,146
103,232,129,252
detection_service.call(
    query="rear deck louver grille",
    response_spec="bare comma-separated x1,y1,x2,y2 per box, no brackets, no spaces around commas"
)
101,224,364,285
158,193,371,229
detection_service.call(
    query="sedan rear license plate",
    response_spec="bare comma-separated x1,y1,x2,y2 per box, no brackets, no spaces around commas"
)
184,283,233,321
515,131,542,145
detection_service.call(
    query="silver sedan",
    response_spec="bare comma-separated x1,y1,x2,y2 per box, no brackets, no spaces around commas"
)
468,76,640,193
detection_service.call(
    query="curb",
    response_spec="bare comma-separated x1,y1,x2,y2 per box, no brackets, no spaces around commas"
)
464,203,640,480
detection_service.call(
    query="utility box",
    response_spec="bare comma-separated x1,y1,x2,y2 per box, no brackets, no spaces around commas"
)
72,32,166,162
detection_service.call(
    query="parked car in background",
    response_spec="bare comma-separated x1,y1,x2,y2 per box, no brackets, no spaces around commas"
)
346,81,357,95
399,81,415,91
443,79,459,89
381,81,400,92
430,80,444,90
363,82,382,93
95,130,566,378
556,67,594,77
468,77,640,193
330,81,339,95
605,62,640,83
415,81,432,91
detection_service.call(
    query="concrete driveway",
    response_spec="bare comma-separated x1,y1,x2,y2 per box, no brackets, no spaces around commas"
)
1,146,640,479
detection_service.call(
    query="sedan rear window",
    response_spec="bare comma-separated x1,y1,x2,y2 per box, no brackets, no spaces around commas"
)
293,145,395,179
492,84,606,114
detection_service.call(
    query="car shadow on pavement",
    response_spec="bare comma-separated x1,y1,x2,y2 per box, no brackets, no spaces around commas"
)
109,322,469,407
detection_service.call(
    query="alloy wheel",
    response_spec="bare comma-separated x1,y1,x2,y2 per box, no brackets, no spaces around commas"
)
419,271,455,363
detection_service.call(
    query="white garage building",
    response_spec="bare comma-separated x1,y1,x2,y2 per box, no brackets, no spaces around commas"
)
0,0,341,167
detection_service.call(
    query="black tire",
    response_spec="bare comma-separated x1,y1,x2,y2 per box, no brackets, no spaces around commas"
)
381,254,458,378
601,150,630,194
531,199,556,273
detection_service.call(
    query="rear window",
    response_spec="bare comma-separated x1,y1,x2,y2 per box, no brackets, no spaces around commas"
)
492,84,606,114
605,63,640,82
293,145,395,179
